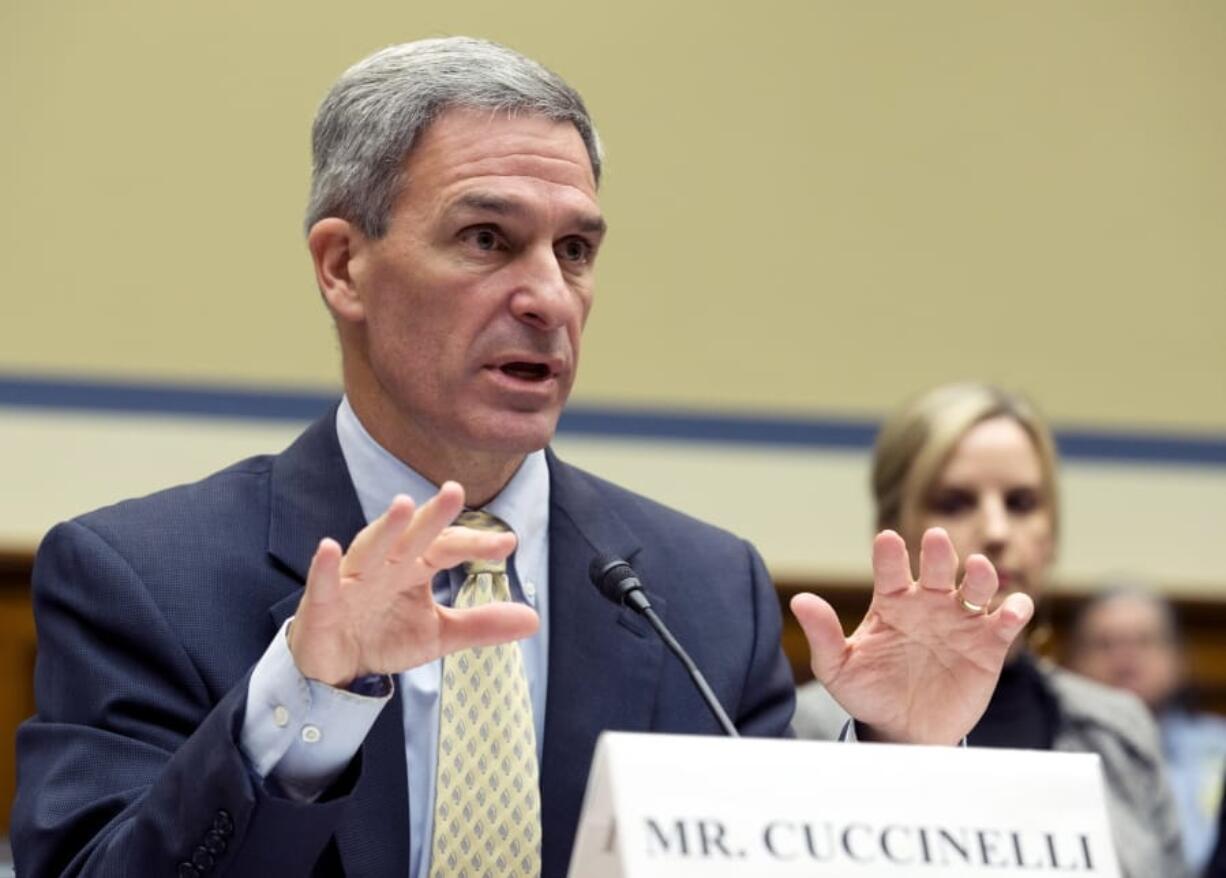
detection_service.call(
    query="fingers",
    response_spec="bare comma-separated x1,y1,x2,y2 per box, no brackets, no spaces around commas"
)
342,494,417,574
791,592,848,684
384,481,467,565
290,538,351,684
340,482,470,584
420,527,517,572
871,531,912,597
957,553,999,611
917,528,957,592
993,591,1035,642
439,602,540,654
303,537,344,606
392,481,517,571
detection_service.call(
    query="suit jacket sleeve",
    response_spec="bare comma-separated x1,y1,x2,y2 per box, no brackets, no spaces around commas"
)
12,520,358,877
732,539,796,738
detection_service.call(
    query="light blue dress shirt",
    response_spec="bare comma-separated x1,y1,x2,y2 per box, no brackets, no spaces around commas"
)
241,397,551,878
1160,708,1226,873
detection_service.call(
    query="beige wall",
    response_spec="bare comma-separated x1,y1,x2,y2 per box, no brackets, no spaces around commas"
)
5,1,1224,426
3,2,1224,589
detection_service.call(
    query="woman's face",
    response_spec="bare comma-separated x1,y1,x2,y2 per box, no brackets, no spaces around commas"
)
908,416,1055,606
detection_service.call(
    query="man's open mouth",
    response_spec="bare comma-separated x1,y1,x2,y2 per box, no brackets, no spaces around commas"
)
498,362,552,382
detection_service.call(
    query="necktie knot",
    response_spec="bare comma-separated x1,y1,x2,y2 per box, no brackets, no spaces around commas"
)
454,509,511,577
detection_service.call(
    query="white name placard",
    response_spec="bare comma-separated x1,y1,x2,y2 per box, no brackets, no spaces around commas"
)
568,732,1119,877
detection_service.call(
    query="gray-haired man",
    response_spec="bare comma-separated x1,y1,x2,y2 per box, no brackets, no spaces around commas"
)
14,37,1031,877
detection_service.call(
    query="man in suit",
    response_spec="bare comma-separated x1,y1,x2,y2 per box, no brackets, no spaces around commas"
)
12,37,1034,877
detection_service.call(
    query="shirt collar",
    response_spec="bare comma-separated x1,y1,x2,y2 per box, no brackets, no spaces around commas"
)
335,396,549,547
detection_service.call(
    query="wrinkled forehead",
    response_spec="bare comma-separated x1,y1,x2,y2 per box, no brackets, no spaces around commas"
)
401,107,600,204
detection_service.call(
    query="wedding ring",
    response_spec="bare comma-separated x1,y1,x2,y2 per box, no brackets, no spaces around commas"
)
958,592,988,615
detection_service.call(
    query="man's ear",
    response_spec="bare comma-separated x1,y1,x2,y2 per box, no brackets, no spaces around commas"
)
307,218,367,323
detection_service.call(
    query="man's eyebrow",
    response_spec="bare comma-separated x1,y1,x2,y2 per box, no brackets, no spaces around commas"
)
575,214,608,236
449,192,607,236
453,192,522,216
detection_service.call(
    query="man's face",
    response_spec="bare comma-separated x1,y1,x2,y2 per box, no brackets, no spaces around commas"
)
343,107,604,467
1069,597,1181,711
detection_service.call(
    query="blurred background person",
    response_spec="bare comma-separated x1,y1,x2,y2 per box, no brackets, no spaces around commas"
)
793,382,1187,878
1068,588,1226,875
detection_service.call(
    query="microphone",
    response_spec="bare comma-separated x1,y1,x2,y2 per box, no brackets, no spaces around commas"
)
588,556,739,738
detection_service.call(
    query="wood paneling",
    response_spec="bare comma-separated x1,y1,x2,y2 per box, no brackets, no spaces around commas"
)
0,553,36,836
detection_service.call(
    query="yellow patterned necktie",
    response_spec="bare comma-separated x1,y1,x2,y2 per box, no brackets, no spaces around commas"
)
429,510,541,878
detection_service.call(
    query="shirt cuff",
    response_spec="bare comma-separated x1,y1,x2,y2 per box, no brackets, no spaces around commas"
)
240,618,393,801
839,720,968,747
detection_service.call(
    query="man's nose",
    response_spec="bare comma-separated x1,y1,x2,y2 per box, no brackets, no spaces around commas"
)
508,245,579,331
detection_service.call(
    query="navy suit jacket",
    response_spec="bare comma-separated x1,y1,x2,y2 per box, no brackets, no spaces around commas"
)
13,410,795,877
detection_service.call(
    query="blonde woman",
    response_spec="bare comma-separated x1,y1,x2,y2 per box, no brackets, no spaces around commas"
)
793,383,1186,878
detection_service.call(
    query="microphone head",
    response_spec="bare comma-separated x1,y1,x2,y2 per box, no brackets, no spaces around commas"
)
588,555,644,607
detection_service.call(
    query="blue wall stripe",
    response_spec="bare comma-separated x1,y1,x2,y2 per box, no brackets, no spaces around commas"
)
558,406,879,450
1,374,1224,468
0,376,333,421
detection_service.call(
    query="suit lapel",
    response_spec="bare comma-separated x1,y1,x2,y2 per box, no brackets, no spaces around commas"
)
263,428,667,875
540,451,666,876
266,408,368,583
265,409,410,877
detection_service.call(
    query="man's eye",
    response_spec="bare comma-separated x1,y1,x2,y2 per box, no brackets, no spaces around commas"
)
556,236,592,264
461,227,505,251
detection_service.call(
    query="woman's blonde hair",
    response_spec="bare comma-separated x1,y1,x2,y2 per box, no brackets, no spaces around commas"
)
872,383,1061,542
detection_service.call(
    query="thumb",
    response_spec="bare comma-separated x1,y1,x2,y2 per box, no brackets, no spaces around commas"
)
791,592,847,684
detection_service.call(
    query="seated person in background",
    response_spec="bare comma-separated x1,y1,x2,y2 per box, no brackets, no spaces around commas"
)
793,382,1187,878
1068,588,1226,876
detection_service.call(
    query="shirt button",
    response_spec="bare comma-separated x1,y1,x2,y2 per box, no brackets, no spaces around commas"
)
273,705,289,728
523,579,537,603
301,724,322,744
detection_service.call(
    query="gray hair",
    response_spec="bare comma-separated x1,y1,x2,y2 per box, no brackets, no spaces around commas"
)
305,36,603,238
1069,585,1181,650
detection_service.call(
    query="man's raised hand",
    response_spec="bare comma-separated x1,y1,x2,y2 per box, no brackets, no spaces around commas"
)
792,527,1034,744
288,481,539,687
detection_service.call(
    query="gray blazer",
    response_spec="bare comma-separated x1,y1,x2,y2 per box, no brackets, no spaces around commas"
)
793,662,1187,878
